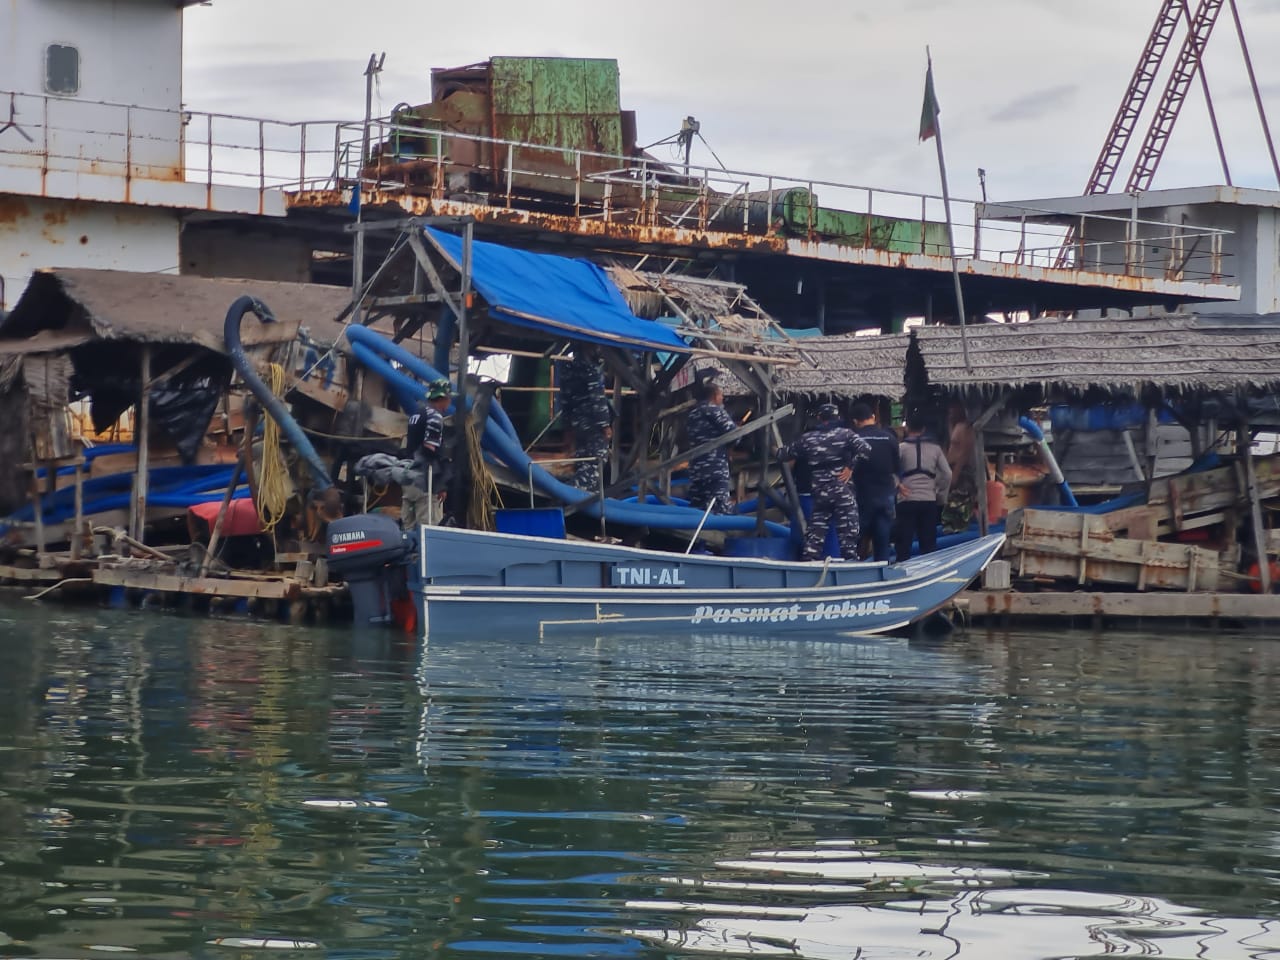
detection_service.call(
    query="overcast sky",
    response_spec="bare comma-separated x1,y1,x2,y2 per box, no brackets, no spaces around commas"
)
182,0,1280,205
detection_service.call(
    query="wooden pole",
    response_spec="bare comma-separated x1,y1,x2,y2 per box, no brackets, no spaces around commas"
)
200,412,256,577
974,421,989,536
1242,426,1272,593
28,438,45,560
70,457,84,562
756,395,772,535
129,346,152,546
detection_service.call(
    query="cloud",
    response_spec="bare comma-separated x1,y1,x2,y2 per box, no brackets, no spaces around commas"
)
987,85,1079,125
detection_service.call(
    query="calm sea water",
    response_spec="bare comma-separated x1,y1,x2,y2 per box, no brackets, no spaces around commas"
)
1,601,1279,959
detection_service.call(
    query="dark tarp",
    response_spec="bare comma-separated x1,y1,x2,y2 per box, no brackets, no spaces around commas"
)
425,227,692,353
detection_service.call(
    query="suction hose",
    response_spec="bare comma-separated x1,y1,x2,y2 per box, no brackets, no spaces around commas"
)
344,325,788,534
1018,415,1078,508
224,295,332,493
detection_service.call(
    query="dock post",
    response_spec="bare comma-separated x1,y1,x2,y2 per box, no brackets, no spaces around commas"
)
129,346,152,547
70,456,84,562
1242,426,1272,593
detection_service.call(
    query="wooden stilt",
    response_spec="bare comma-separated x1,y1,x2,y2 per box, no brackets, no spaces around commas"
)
70,457,84,562
974,422,989,536
1242,426,1272,593
129,346,152,547
28,440,45,559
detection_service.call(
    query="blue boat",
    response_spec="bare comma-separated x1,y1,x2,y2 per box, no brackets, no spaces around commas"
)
411,524,1005,638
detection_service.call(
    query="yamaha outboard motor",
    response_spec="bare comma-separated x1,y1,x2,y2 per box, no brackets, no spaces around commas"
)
327,514,414,627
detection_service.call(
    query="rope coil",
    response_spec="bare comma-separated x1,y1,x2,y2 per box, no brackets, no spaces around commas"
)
256,363,292,533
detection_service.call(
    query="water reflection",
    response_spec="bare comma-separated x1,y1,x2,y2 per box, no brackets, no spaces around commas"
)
1,602,1280,959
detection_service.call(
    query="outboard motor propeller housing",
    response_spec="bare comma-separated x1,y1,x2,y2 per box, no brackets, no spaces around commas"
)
326,513,414,626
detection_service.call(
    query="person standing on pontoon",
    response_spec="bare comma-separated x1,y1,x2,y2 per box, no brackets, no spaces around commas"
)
558,346,614,493
777,403,871,561
685,368,737,515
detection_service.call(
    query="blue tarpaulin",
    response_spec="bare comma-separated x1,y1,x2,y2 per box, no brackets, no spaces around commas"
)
425,227,692,353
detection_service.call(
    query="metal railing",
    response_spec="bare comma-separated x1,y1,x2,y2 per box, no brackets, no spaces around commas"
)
0,89,1237,285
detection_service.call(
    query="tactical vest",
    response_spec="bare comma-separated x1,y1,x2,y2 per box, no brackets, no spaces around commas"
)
901,437,936,479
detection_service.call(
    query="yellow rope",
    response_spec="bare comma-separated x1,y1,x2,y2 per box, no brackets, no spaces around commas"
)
256,363,292,533
466,417,503,531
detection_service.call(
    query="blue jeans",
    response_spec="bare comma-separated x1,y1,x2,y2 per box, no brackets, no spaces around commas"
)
859,496,895,562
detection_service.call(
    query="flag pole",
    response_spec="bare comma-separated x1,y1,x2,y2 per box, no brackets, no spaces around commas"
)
921,48,971,370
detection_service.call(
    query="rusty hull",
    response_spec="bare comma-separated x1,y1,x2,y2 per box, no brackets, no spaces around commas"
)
287,189,1240,303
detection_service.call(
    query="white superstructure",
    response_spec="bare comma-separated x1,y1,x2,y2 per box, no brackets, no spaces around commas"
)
0,0,285,310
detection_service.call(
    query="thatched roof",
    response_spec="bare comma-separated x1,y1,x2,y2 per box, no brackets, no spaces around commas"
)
774,332,910,400
911,314,1280,398
0,269,352,356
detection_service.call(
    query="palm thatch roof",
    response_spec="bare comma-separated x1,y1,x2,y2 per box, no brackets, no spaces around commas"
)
774,332,910,400
0,269,352,355
910,314,1280,398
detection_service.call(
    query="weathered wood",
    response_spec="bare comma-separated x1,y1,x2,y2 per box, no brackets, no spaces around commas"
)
0,564,64,583
960,589,1280,622
585,404,795,510
70,458,84,562
130,346,152,545
1010,508,1224,592
92,567,300,600
1243,429,1272,593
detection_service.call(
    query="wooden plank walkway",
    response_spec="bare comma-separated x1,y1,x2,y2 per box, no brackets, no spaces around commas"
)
959,589,1280,627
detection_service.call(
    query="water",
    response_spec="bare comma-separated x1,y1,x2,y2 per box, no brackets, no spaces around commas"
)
1,602,1279,960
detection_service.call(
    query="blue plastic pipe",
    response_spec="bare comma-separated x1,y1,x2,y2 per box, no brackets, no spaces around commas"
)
224,295,333,493
344,325,789,535
1018,415,1078,508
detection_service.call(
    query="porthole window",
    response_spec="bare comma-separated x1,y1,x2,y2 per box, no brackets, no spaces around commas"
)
45,44,80,96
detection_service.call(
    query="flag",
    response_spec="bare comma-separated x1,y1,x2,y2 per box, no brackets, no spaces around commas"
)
919,60,940,142
348,182,361,215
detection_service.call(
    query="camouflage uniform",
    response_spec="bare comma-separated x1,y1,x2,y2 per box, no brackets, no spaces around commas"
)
558,353,613,493
401,402,450,527
779,422,871,560
686,400,737,514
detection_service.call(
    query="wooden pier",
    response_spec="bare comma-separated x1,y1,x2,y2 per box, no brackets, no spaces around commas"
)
0,556,348,624
958,588,1280,631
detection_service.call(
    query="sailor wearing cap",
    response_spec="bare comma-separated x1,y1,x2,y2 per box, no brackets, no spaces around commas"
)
685,368,738,515
557,347,614,493
401,377,454,527
777,403,871,561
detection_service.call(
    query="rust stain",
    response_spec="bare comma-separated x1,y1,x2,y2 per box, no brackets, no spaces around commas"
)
0,196,31,225
286,190,789,255
43,207,69,227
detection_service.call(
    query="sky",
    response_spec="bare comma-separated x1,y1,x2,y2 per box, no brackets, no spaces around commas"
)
181,0,1280,206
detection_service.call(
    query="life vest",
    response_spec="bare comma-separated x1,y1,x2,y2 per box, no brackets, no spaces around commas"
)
901,436,936,479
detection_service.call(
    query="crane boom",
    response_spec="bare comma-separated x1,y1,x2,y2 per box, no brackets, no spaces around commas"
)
1084,0,1185,195
1125,0,1224,192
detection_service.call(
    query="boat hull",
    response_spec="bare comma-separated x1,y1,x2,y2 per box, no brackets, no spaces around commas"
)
413,527,1004,638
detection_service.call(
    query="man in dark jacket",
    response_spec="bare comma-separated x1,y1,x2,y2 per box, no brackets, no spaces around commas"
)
777,403,871,560
851,401,900,562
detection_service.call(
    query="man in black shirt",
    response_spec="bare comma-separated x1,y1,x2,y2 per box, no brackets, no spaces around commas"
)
850,401,900,562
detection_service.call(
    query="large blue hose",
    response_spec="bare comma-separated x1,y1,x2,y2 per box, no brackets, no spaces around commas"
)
1018,415,1079,508
2,464,250,529
344,325,789,535
224,295,332,493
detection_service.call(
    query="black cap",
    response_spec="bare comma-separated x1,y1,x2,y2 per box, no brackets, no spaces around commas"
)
694,367,721,384
816,403,840,422
850,401,873,422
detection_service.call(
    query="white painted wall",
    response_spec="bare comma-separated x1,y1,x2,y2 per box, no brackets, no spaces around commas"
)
0,196,180,311
0,0,185,177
